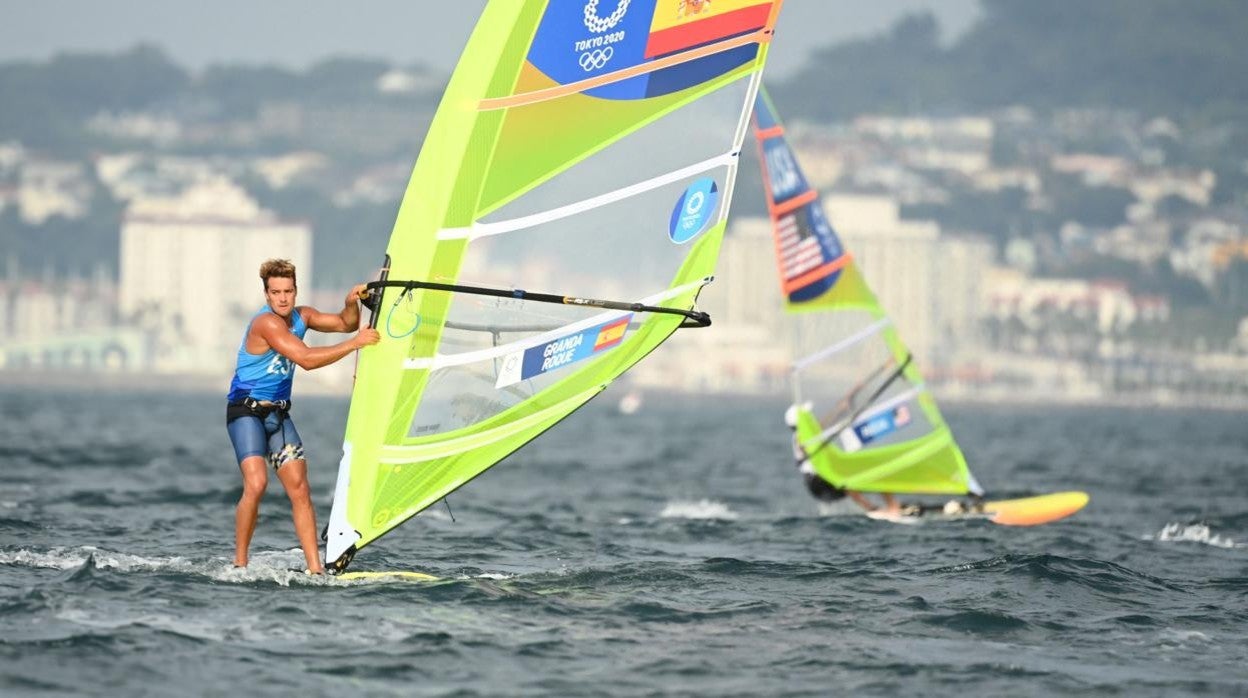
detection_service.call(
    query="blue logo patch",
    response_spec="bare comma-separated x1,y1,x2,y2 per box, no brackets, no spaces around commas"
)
495,314,633,388
853,404,913,445
669,177,719,244
526,0,657,100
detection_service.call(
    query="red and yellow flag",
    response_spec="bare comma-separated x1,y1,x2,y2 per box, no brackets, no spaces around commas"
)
645,0,775,59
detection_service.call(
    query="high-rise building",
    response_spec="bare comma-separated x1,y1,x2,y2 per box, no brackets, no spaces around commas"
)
705,216,785,333
823,193,992,367
937,234,994,364
120,179,311,372
824,193,940,363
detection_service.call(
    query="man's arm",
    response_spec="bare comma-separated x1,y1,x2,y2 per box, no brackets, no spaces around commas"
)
846,491,879,513
302,283,368,333
254,313,378,370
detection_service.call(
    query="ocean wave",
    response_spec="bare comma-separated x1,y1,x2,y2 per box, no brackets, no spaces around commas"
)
0,588,56,617
915,609,1032,634
926,553,1184,594
658,499,739,520
63,487,239,508
1159,627,1215,646
1146,523,1242,549
0,516,40,532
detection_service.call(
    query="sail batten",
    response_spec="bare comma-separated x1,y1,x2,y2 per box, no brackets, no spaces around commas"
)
792,318,891,370
439,151,741,241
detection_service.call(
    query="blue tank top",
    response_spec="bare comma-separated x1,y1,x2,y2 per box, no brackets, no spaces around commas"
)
227,307,308,402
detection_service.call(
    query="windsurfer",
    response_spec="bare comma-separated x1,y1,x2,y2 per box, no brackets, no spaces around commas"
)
226,259,379,574
785,404,901,515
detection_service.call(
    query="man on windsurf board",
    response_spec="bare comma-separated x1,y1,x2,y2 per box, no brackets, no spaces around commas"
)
785,404,901,515
226,259,379,574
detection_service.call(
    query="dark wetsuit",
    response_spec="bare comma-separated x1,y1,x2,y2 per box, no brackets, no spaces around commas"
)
793,434,846,502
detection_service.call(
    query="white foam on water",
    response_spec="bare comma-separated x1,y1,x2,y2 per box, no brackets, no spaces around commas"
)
0,546,189,572
0,546,337,586
659,499,739,521
0,547,89,570
0,545,483,591
1145,523,1242,549
1161,628,1213,644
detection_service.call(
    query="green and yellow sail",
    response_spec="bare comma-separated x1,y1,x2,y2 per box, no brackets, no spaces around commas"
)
752,87,983,497
326,0,787,570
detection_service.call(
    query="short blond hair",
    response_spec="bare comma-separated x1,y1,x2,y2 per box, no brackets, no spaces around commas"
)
259,259,297,290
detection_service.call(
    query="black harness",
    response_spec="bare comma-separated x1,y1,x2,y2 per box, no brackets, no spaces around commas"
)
227,397,292,423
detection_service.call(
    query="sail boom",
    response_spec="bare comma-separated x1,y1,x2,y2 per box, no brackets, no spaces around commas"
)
402,278,712,371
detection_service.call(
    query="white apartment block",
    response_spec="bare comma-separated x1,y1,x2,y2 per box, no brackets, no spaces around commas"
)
120,178,311,373
824,193,992,367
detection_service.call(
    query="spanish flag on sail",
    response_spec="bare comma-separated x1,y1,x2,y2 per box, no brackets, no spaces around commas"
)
593,316,631,351
645,0,775,59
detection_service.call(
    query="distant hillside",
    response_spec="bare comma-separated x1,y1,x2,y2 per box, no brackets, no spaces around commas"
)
0,45,439,155
6,2,1245,153
773,0,1248,121
0,45,188,151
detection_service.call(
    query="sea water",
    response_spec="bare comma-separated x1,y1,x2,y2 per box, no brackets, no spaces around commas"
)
1,388,1246,696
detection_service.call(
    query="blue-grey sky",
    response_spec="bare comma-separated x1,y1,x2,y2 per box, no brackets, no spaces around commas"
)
0,1,979,76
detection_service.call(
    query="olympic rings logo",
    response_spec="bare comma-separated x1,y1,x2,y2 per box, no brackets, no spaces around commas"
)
584,0,630,34
579,46,614,72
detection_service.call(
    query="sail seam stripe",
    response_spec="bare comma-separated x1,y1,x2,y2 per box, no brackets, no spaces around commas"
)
479,30,772,111
769,189,817,217
792,317,892,370
439,151,739,241
782,254,852,294
403,279,710,370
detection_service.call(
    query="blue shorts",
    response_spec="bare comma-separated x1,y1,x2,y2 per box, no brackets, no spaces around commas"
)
226,405,304,469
